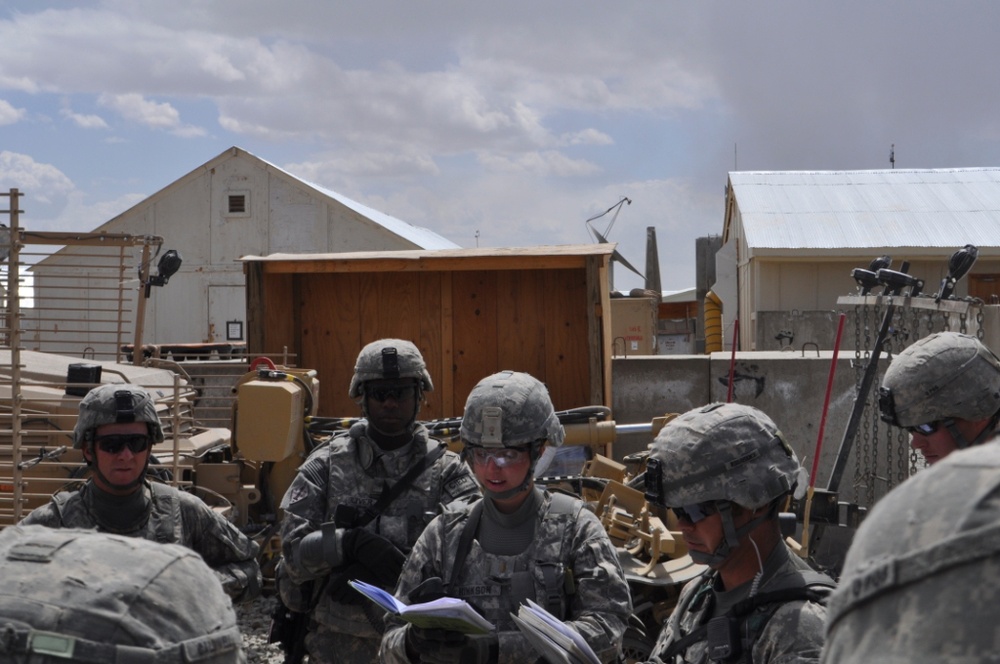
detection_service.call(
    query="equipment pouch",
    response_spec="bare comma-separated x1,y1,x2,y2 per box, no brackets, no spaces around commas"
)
275,557,317,614
706,615,741,662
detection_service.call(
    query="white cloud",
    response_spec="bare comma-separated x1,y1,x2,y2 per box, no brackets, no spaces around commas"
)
0,99,25,125
98,93,180,129
96,92,204,137
477,151,601,177
0,151,75,205
285,151,440,182
60,108,108,129
562,128,613,147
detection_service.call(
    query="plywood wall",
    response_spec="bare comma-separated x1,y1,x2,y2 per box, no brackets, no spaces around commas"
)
245,248,611,420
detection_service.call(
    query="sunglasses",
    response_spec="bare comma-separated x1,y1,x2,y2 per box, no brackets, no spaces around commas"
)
468,447,528,468
671,501,720,524
94,434,152,455
366,385,416,403
906,419,952,436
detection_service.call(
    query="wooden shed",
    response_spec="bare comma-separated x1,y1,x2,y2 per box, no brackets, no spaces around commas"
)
242,244,615,420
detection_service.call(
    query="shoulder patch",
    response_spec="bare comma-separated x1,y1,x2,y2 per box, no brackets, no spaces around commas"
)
285,483,312,506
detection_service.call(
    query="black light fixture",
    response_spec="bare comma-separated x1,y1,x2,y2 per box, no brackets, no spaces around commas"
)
851,255,891,295
144,249,183,297
936,244,978,303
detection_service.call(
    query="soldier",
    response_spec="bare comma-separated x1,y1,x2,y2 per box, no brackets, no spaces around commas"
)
0,525,244,663
380,370,632,664
878,331,1000,465
20,382,262,603
278,339,480,663
821,439,1000,661
644,402,833,664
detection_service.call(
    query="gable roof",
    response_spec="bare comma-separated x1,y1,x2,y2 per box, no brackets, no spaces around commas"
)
252,150,459,250
726,168,1000,252
92,146,458,251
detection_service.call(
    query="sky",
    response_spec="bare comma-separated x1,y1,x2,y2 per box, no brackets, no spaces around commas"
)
2,2,1000,293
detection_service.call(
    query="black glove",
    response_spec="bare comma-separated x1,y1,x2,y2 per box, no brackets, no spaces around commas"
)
409,576,447,604
405,626,498,664
342,528,406,588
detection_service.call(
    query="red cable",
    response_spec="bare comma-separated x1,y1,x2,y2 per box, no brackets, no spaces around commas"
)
810,313,846,486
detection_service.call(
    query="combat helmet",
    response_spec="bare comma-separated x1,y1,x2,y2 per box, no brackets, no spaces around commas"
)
879,332,1000,446
72,383,165,450
0,525,245,663
644,402,805,565
822,443,1000,663
348,338,433,399
460,371,565,499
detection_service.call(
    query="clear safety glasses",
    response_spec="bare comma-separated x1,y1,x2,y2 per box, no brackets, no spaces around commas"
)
468,447,528,468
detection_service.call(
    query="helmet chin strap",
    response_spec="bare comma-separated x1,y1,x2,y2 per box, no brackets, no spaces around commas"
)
86,442,149,494
948,411,1000,450
688,501,773,567
361,387,422,438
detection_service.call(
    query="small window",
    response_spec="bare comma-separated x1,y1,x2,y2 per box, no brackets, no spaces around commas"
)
229,194,246,214
225,190,250,217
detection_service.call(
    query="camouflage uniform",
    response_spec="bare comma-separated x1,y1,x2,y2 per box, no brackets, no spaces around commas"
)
649,543,827,663
21,481,262,603
279,339,480,663
280,424,478,661
20,382,261,603
0,525,244,663
643,403,831,664
381,370,631,664
381,488,632,664
822,442,1000,662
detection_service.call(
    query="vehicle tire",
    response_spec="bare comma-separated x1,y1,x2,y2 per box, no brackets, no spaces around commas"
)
621,624,655,663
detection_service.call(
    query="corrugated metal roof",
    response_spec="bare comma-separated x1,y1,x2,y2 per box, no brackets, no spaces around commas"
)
728,168,1000,251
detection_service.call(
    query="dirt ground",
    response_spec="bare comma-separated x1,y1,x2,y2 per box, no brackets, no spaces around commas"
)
236,593,288,664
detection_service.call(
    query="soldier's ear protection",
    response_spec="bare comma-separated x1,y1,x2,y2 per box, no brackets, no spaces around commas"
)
644,457,665,507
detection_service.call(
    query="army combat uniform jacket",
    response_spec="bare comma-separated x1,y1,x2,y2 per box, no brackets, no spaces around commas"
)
279,422,480,662
648,543,830,664
21,480,262,602
380,489,633,664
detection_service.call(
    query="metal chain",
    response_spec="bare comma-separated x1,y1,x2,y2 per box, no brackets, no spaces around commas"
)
891,306,908,488
977,304,985,340
852,302,865,498
959,310,968,334
861,299,877,507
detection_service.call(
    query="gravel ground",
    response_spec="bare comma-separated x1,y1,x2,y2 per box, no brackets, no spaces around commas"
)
236,593,290,664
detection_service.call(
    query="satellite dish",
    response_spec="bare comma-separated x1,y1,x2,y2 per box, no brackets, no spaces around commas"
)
585,197,643,280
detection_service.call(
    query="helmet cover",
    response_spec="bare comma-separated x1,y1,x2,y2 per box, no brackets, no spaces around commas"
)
647,402,803,509
348,338,434,398
823,442,1000,662
72,383,165,449
460,371,565,449
879,332,1000,428
0,525,244,663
